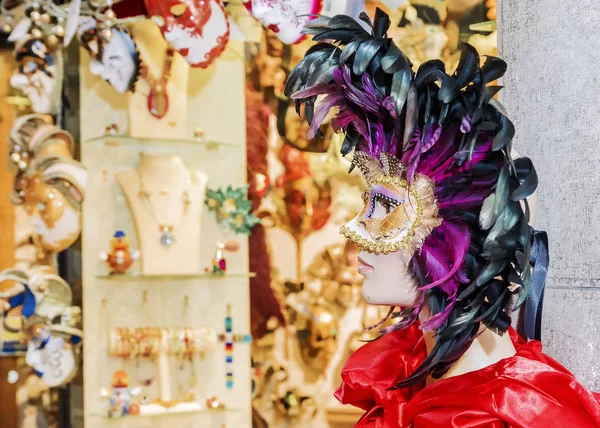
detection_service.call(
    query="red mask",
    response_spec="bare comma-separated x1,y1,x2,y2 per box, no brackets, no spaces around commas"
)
144,0,230,68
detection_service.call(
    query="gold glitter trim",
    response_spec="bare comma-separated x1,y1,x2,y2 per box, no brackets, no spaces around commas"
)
342,152,442,256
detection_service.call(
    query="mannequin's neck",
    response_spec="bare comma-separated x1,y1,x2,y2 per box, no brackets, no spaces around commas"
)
419,310,516,385
138,154,186,175
137,154,188,191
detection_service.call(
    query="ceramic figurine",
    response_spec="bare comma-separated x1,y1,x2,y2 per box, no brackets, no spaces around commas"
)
107,370,134,418
99,231,140,274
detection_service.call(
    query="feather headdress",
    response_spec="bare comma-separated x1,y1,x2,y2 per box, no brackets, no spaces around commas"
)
285,8,547,387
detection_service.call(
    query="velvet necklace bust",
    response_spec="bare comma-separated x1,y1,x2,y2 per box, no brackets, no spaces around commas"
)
285,8,600,428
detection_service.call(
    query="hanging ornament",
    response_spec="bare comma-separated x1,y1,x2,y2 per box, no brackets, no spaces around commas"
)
243,0,324,45
205,185,260,235
144,0,230,68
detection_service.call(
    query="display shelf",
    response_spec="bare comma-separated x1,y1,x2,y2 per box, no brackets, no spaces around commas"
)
85,134,239,150
91,408,239,420
95,272,256,281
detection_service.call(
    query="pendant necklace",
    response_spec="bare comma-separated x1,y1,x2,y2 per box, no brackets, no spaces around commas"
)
137,168,191,247
142,47,175,119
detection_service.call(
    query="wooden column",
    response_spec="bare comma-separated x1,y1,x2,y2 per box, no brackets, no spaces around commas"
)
0,49,19,428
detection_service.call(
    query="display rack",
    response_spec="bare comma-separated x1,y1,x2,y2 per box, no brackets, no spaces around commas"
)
79,32,251,428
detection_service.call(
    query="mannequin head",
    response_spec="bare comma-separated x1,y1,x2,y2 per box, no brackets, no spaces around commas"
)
244,0,323,45
10,39,60,114
86,28,141,94
287,9,545,386
148,0,230,68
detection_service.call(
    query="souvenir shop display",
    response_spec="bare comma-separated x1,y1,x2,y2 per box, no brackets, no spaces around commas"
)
77,7,252,423
0,1,507,427
283,8,600,426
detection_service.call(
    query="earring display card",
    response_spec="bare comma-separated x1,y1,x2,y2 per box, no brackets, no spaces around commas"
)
80,35,251,427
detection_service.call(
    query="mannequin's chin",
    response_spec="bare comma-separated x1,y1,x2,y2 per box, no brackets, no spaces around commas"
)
361,276,399,306
359,266,421,307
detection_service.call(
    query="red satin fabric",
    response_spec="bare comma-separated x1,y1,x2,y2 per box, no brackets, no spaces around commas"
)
335,324,600,427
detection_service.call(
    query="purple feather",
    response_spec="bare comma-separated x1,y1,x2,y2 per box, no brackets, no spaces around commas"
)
418,222,470,291
308,93,343,139
438,189,491,210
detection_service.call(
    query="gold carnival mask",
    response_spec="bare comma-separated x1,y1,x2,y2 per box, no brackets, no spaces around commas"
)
340,152,441,255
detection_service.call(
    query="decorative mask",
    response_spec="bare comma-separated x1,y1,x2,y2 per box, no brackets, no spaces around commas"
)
80,25,142,94
341,153,441,256
243,0,324,45
25,326,78,387
9,116,86,256
0,268,82,388
145,0,230,68
10,39,62,114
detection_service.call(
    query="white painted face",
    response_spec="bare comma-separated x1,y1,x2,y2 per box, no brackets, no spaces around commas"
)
161,0,229,67
10,62,57,114
89,29,138,94
246,0,321,45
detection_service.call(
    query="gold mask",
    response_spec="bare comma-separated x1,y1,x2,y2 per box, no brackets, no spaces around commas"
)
340,152,441,256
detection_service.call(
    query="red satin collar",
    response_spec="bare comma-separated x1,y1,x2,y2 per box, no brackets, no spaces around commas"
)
335,323,600,427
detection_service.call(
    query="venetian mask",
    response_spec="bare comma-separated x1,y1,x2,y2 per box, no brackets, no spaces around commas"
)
25,322,78,388
341,152,441,306
17,172,83,254
146,0,230,68
10,39,61,114
82,27,141,94
244,0,323,45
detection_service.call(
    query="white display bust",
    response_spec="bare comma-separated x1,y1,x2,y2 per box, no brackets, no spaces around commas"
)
116,154,207,275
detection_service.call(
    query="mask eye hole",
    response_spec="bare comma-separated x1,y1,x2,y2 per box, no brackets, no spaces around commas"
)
170,3,187,17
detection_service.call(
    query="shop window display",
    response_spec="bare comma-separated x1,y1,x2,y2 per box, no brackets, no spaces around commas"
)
0,1,592,428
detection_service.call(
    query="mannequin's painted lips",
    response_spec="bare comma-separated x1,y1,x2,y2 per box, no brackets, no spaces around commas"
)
268,24,280,33
357,256,374,275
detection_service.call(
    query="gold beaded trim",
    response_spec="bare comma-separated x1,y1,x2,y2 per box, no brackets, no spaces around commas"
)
342,173,441,255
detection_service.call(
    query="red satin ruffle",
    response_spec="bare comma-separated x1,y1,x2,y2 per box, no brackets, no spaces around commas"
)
335,324,600,427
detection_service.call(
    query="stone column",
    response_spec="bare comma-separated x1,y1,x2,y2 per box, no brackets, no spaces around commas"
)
499,1,600,389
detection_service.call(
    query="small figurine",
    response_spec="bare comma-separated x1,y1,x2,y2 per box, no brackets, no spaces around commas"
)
99,231,140,274
210,241,240,275
104,370,137,418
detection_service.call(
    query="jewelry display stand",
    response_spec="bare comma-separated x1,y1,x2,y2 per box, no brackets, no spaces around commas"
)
128,20,188,139
116,154,207,275
80,26,251,428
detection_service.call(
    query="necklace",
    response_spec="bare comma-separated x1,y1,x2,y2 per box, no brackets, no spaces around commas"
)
143,47,175,119
137,167,191,247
